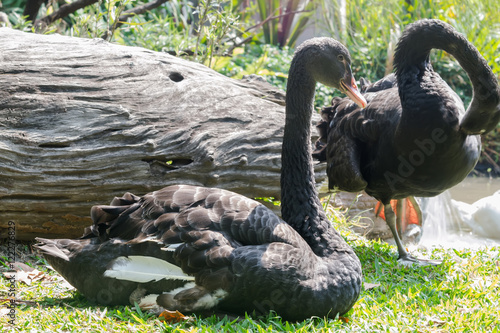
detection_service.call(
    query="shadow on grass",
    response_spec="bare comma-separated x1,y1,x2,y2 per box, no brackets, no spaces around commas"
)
18,291,278,325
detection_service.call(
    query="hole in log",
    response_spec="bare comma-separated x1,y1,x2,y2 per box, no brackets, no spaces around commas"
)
168,158,193,167
169,72,184,82
142,157,194,175
38,142,71,148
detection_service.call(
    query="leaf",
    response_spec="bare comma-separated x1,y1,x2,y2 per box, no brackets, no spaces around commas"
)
3,266,46,286
457,306,479,314
427,317,447,327
364,282,381,290
207,56,232,71
0,307,11,316
158,309,190,323
12,262,35,272
232,47,245,56
130,312,147,325
117,20,152,27
339,316,349,323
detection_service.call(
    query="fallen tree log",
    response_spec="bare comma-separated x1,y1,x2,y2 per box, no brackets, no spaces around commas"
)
0,28,326,240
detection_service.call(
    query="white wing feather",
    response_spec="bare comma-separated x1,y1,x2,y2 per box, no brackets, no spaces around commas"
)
104,256,195,282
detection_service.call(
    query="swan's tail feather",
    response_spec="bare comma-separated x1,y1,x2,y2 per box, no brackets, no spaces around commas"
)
33,238,72,262
84,192,144,241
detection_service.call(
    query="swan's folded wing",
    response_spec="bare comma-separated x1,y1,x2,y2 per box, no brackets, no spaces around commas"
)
359,73,397,93
314,87,402,191
325,133,367,192
86,185,306,285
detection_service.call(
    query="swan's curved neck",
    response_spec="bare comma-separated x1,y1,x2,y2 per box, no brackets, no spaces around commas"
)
394,20,500,134
281,60,340,257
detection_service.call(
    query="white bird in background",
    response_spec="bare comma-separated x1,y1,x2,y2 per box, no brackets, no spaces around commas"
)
452,190,500,240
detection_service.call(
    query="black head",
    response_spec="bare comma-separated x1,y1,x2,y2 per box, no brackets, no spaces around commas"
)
293,37,366,108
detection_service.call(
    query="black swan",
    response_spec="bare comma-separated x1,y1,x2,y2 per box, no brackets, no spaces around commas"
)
35,37,365,321
312,19,500,265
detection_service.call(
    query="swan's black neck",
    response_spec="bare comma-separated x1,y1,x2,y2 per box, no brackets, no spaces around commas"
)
281,57,342,257
394,19,500,134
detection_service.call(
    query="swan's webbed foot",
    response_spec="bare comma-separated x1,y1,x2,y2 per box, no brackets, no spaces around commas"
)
397,253,442,267
383,203,441,266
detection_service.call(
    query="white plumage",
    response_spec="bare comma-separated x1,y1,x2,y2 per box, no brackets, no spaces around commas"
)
453,190,500,240
104,256,195,282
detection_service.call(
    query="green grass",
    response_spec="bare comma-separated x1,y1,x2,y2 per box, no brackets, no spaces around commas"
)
1,213,499,332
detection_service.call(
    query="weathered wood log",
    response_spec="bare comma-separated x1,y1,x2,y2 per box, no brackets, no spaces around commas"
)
0,28,326,240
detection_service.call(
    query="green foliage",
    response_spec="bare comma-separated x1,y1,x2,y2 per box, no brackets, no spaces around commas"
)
1,0,32,31
213,43,346,109
193,0,240,66
117,0,241,66
116,2,199,54
253,0,317,47
106,0,130,40
68,1,119,39
217,44,291,79
0,0,25,18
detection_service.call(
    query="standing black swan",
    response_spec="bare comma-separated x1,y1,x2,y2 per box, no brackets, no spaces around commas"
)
35,37,365,321
313,19,500,265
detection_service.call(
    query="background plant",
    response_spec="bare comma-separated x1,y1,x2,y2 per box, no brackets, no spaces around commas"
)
193,0,240,66
253,0,317,47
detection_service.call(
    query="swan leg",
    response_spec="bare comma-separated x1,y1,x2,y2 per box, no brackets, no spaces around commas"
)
384,204,409,259
384,204,441,266
395,199,404,239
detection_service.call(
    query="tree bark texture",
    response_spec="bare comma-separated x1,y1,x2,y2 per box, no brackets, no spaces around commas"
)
0,28,326,240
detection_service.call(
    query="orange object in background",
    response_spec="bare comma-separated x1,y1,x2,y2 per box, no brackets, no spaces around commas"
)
375,198,421,232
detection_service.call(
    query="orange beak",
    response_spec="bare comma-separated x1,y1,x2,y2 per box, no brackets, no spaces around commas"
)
341,77,367,108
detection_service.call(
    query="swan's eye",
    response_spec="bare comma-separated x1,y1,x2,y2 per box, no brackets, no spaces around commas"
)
337,55,345,62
